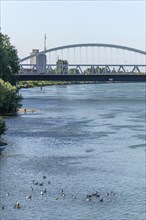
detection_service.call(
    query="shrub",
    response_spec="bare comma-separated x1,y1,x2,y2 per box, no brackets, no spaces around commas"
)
0,79,22,115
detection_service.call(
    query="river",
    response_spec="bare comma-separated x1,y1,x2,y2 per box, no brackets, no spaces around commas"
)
0,83,145,220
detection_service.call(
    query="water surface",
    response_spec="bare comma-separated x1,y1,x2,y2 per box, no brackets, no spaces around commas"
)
0,83,145,220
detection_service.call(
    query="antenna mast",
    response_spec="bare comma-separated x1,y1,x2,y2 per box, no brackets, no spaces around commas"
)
44,33,47,51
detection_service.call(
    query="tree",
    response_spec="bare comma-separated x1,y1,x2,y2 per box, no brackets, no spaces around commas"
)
0,33,20,85
55,59,68,74
68,68,80,75
0,79,22,115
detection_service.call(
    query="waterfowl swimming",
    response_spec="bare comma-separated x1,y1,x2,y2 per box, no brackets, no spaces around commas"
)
111,191,115,196
53,197,58,201
92,191,100,197
86,194,92,198
43,189,47,193
57,187,63,193
1,205,4,210
33,181,38,185
62,193,65,197
39,182,43,186
86,197,91,202
72,195,76,199
6,192,9,196
99,198,103,202
40,189,47,196
105,193,109,197
14,202,21,209
43,176,46,179
60,189,64,193
26,195,32,199
40,191,44,196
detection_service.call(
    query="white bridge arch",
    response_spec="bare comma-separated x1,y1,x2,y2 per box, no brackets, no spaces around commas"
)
20,43,146,62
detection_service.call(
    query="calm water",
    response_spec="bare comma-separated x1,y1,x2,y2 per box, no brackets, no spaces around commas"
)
0,83,145,220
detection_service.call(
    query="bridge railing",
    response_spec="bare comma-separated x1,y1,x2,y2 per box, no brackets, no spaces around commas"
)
19,64,146,75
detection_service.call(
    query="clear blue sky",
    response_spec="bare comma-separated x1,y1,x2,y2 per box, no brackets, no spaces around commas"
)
1,0,145,59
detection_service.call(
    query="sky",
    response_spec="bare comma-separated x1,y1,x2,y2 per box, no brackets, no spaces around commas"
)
0,0,145,60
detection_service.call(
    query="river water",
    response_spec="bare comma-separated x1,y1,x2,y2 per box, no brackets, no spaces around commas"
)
0,83,145,220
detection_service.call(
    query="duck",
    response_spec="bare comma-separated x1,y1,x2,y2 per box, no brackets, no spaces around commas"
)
33,181,38,185
92,191,100,197
72,195,76,199
40,189,47,196
86,197,91,202
26,195,32,199
62,193,65,198
6,192,10,196
40,191,44,196
105,193,109,197
53,197,58,201
111,191,115,196
43,189,47,193
14,202,21,209
86,194,92,198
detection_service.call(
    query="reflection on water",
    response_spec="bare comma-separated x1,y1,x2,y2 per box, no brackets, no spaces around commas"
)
0,83,145,220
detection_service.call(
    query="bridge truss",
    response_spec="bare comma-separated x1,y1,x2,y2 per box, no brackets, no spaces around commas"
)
19,43,146,76
20,64,145,75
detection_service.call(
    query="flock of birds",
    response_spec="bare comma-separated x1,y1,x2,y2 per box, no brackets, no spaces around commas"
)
1,175,116,211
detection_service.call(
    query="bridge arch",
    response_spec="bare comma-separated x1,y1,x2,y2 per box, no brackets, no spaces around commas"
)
20,43,146,62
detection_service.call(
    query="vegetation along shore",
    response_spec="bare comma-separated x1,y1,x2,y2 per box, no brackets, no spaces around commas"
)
0,33,22,145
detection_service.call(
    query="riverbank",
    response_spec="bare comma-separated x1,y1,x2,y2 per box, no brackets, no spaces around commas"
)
19,80,98,88
18,108,36,113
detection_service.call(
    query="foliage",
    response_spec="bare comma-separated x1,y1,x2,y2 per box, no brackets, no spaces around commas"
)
0,33,20,85
0,79,22,115
19,80,73,88
68,68,80,75
0,117,6,136
55,59,68,74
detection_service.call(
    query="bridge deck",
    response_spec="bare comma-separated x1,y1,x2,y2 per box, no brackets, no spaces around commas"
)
17,74,146,82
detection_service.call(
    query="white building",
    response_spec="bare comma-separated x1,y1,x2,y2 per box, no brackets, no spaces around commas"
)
30,49,39,65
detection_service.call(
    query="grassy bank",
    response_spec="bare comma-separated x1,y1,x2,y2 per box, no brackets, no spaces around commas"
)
19,81,98,88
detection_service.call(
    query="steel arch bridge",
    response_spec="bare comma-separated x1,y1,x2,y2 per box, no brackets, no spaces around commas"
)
20,43,146,62
19,43,146,82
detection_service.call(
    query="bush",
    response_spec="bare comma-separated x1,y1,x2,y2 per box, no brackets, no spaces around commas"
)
0,79,22,115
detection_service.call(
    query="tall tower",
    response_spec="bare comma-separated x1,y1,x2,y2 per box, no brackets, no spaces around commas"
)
44,33,47,51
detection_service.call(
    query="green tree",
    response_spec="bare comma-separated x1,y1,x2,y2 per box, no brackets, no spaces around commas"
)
0,79,22,115
55,59,68,74
0,33,20,85
68,68,80,75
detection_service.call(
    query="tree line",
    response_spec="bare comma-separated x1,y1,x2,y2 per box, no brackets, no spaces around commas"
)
0,33,22,140
50,59,117,75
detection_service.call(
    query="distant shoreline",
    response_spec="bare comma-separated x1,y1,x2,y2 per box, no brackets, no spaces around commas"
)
18,108,36,113
18,80,98,89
